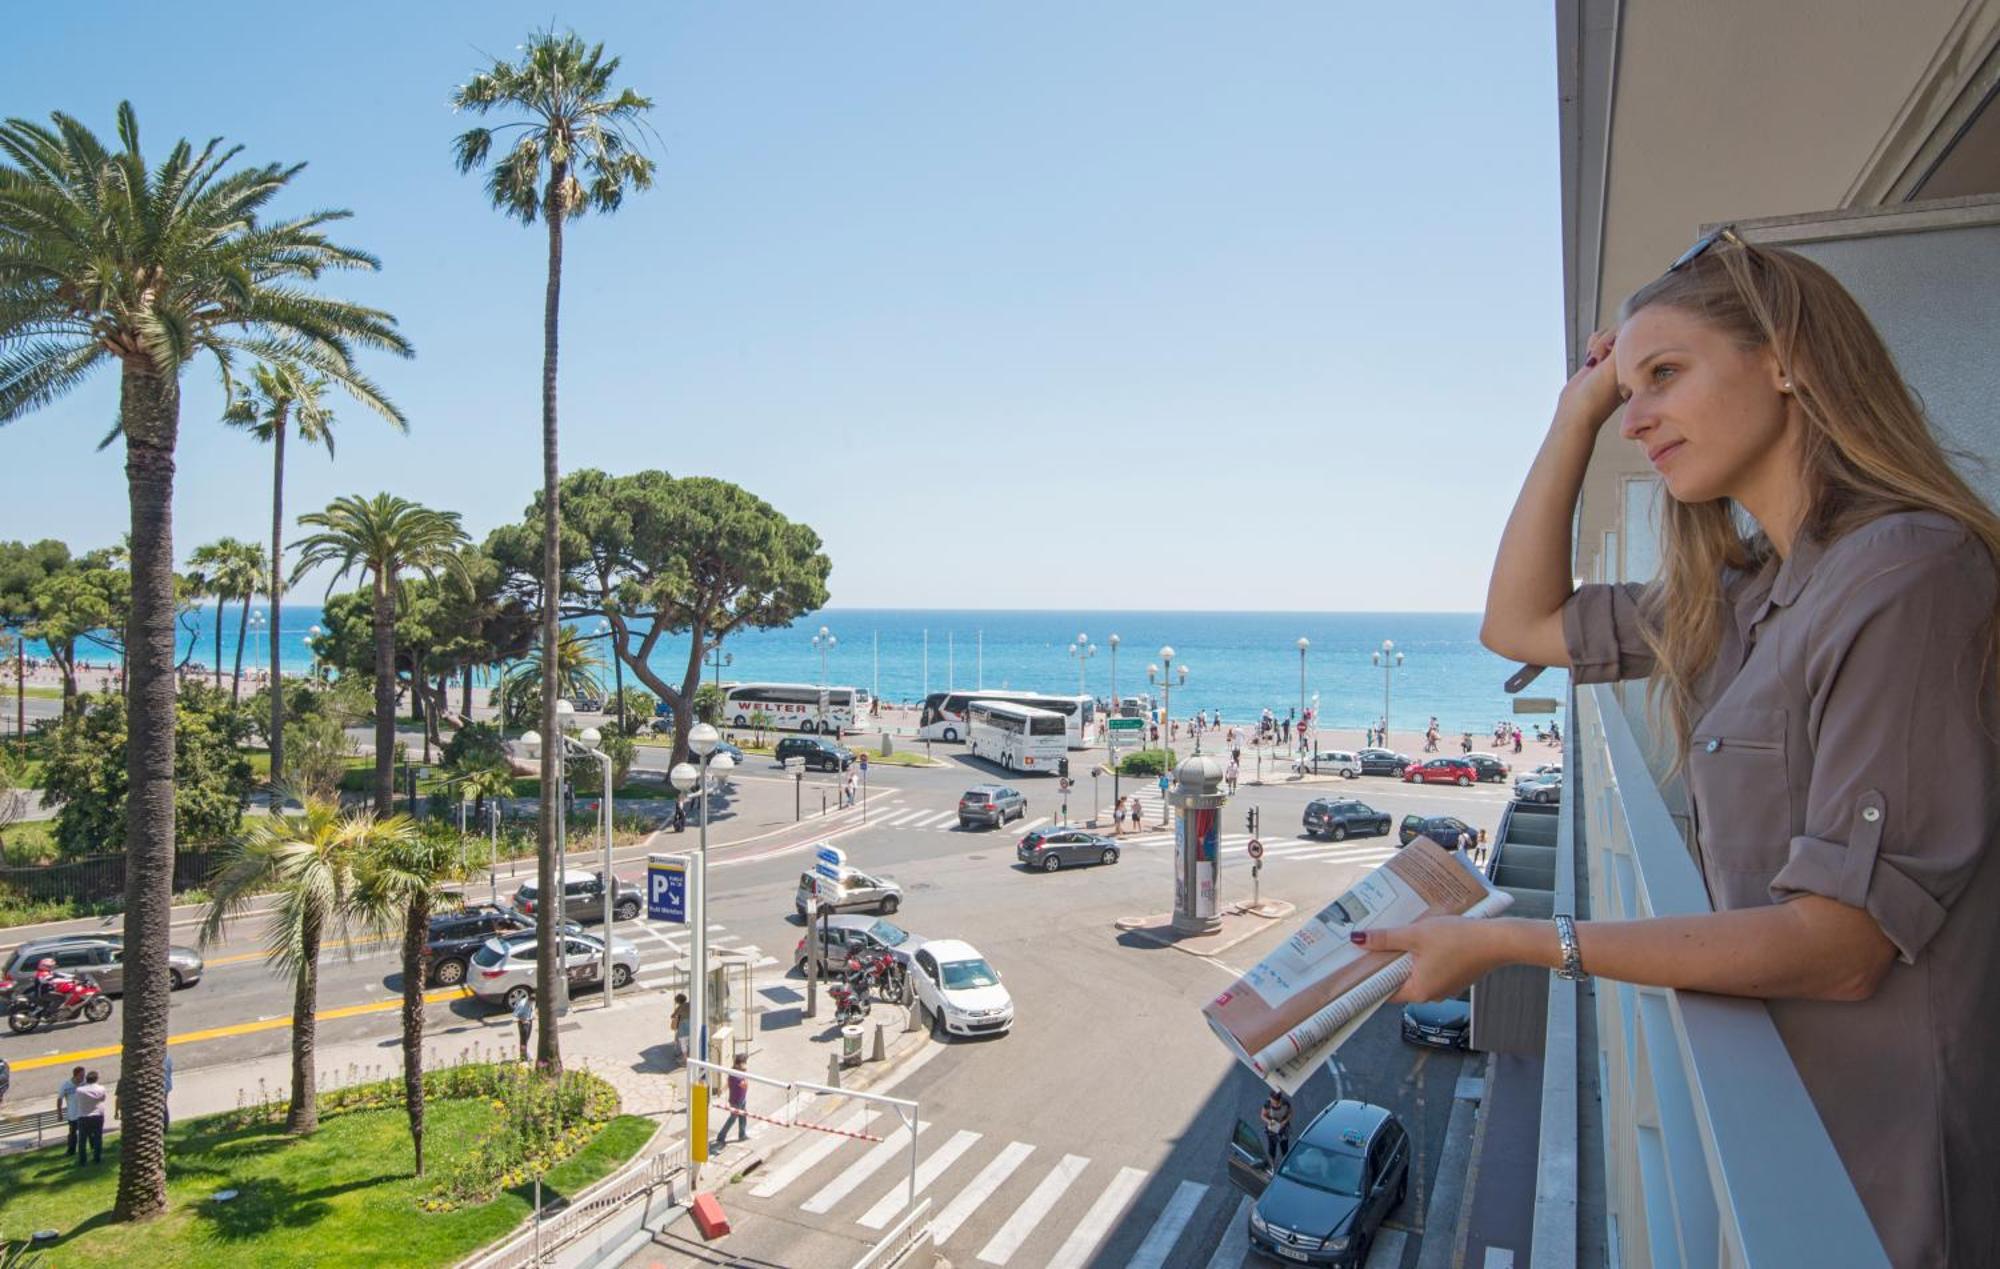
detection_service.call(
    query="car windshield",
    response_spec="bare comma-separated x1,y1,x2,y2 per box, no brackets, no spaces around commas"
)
867,920,910,947
472,943,505,968
1277,1142,1365,1197
940,958,998,990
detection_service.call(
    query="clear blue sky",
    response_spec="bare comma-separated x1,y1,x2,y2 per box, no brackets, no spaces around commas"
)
6,3,1563,610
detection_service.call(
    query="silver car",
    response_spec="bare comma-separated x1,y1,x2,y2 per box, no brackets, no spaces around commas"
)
2,934,205,997
795,868,904,919
467,931,640,1008
794,915,927,975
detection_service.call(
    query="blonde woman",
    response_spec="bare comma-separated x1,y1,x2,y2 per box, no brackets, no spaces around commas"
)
1358,230,1999,1266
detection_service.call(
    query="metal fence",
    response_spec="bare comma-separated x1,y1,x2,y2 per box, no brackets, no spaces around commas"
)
1536,684,1886,1267
0,849,214,904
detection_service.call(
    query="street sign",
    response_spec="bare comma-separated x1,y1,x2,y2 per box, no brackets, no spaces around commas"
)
813,843,847,883
1247,838,1264,861
647,854,688,923
1107,717,1144,753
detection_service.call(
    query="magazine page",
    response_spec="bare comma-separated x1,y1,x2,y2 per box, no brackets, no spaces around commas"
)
1201,837,1511,1093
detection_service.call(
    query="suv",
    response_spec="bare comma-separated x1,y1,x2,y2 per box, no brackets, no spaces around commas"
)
1302,751,1362,778
1398,814,1481,849
513,869,642,924
467,931,639,1009
0,934,204,997
795,867,904,918
1356,749,1409,777
1228,1099,1410,1265
426,904,581,986
794,914,925,975
1462,753,1511,783
775,736,855,772
958,785,1026,829
1302,799,1392,842
1404,757,1478,787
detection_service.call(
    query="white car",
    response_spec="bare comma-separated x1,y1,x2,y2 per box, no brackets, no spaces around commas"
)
910,939,1014,1038
1300,750,1361,778
468,931,640,1008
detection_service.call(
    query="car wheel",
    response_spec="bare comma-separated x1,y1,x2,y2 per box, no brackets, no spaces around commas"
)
1332,824,1348,841
1379,820,1392,836
1042,854,1062,872
1101,848,1118,865
612,964,634,988
796,955,811,975
169,968,186,990
616,901,640,922
1457,775,1472,787
434,959,467,986
880,895,900,915
504,985,533,1009
958,819,972,829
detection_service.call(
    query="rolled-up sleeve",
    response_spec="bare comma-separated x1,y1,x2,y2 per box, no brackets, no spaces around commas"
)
1769,525,2000,962
1560,582,1659,684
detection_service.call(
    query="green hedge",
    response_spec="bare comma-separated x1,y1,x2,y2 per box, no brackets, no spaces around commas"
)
1116,748,1178,777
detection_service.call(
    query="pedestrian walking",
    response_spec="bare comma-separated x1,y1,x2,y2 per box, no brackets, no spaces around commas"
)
512,994,534,1061
714,1055,751,1149
74,1071,106,1166
672,993,691,1062
58,1065,83,1157
1261,1089,1293,1161
1113,797,1127,835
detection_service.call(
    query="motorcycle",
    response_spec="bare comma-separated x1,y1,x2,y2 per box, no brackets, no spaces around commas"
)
829,967,873,1026
847,952,906,1003
5,973,113,1034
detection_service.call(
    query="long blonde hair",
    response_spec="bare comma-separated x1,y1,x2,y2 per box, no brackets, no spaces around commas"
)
1618,241,2000,754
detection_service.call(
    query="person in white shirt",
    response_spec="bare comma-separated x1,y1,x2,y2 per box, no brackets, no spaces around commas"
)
57,1065,83,1157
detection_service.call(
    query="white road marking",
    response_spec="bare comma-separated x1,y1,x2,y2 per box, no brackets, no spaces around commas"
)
976,1153,1089,1265
749,1107,875,1197
858,1128,981,1228
1015,817,1047,833
1126,1179,1210,1269
881,809,926,827
1046,1164,1148,1269
931,1141,1035,1244
800,1120,930,1214
1203,1196,1253,1269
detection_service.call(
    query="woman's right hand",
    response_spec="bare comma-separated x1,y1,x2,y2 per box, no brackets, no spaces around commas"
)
1554,326,1623,433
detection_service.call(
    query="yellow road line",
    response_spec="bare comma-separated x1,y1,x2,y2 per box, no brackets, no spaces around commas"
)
200,934,397,970
9,985,475,1074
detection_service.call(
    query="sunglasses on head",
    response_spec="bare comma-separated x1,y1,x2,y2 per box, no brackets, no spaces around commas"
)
1667,224,1746,273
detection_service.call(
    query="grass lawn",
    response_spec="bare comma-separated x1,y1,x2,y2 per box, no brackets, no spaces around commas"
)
0,1102,655,1267
0,819,57,865
8,685,62,700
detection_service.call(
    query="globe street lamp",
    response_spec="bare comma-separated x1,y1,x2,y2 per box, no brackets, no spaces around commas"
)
518,725,572,1015
1107,634,1121,717
308,624,323,681
673,721,722,1114
248,610,267,685
812,626,837,732
574,725,617,998
1372,640,1405,740
1067,634,1095,702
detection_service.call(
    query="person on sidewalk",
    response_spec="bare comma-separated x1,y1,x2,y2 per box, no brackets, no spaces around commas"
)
671,993,691,1063
512,994,533,1062
57,1065,83,1157
74,1071,106,1166
1261,1089,1292,1162
1225,759,1239,793
714,1055,750,1150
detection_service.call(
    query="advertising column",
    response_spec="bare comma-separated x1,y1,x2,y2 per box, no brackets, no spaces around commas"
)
1170,753,1229,935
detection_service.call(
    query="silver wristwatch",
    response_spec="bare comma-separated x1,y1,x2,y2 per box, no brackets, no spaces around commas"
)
1553,914,1589,981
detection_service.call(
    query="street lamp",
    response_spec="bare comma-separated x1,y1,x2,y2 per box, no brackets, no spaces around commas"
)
1066,634,1095,702
672,721,722,1116
248,610,267,682
705,646,733,692
812,626,837,685
1108,634,1121,716
573,725,618,999
1297,637,1310,731
518,725,574,1015
1371,639,1405,739
307,624,323,681
595,620,628,737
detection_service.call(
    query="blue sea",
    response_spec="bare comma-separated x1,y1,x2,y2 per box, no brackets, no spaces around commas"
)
25,606,1562,734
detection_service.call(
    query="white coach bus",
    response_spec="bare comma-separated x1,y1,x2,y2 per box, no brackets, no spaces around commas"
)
917,690,1095,748
966,700,1068,773
722,682,866,733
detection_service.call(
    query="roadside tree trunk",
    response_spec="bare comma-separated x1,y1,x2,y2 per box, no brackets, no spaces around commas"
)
212,594,224,691
534,169,569,1075
288,905,322,1134
372,571,397,817
401,893,431,1175
231,591,251,706
268,416,288,784
113,363,178,1221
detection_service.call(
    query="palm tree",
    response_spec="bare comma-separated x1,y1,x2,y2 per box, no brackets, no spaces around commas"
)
0,103,409,1218
200,796,409,1134
456,759,516,830
453,31,654,1074
226,363,403,785
187,539,265,706
351,821,458,1175
498,626,605,728
293,495,469,815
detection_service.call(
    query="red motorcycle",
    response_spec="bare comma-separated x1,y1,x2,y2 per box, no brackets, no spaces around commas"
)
5,972,113,1034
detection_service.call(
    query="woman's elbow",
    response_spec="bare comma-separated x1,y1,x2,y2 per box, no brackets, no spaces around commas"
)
1820,953,1894,1003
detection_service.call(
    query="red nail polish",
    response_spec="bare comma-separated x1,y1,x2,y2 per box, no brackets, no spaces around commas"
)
1584,356,1598,368
1349,932,1367,945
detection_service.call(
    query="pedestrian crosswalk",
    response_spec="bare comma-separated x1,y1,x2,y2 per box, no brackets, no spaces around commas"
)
622,919,778,980
1113,828,1402,870
862,801,1050,837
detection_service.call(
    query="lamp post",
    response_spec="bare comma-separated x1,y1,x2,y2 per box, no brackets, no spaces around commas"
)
307,625,323,682
705,646,733,692
571,724,617,1000
1108,634,1120,717
1372,640,1405,739
519,723,573,1015
248,610,267,684
1148,645,1189,762
596,620,628,737
670,722,724,1113
1066,634,1095,703
812,626,837,732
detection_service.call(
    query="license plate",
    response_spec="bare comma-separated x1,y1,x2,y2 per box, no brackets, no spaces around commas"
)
1275,1246,1311,1263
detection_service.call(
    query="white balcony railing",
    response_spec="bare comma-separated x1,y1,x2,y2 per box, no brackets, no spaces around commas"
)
1533,684,1887,1268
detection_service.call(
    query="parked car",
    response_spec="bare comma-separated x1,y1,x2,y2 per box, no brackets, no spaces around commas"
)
467,930,639,1008
1355,749,1410,778
1302,799,1393,842
775,735,855,771
910,939,1013,1037
1398,814,1481,849
1514,762,1562,789
1401,995,1471,1050
426,904,581,987
958,784,1027,829
1403,757,1478,787
795,867,904,918
1017,828,1120,871
1515,772,1563,804
571,696,605,713
0,935,204,998
512,868,642,924
1228,1098,1410,1265
1462,753,1511,783
794,914,925,975
1302,751,1361,778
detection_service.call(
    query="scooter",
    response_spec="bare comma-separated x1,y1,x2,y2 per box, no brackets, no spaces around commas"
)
5,974,113,1034
829,970,873,1027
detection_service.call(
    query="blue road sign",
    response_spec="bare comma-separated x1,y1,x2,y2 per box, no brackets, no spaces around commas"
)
813,843,846,883
648,857,687,923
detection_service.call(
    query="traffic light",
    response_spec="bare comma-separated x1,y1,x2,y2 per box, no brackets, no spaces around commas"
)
1059,757,1070,778
1246,807,1255,834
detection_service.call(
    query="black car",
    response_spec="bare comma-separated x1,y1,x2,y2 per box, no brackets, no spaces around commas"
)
1356,748,1409,777
775,735,855,772
1401,995,1471,1049
1229,1099,1410,1265
1301,799,1392,842
1398,814,1480,849
426,904,581,986
1462,753,1510,783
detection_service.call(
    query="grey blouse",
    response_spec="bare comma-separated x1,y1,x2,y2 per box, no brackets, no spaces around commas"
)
1562,510,1998,1269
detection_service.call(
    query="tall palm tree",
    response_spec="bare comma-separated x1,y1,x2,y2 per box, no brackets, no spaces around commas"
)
498,625,605,727
0,103,409,1218
188,539,266,706
293,495,469,815
184,541,234,691
200,796,408,1135
453,30,654,1074
351,821,457,1176
226,363,402,785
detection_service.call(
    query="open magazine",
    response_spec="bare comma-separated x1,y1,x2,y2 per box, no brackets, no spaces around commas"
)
1202,837,1512,1094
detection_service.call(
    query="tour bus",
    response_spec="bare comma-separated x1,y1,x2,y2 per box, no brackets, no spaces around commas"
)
722,682,866,733
966,700,1068,774
917,690,1095,748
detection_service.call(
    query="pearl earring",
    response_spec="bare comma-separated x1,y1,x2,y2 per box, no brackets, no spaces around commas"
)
1781,379,1794,393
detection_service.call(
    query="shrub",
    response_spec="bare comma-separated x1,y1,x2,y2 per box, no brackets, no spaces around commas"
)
441,721,508,771
38,685,254,855
1116,747,1178,777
